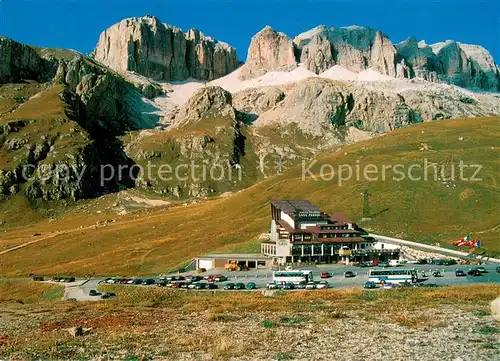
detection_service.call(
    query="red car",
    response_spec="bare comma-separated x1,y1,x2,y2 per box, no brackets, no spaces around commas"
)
320,272,331,279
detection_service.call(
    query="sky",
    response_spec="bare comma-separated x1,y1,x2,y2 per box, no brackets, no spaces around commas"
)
0,0,499,62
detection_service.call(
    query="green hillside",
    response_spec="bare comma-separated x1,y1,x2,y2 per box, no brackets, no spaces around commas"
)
0,116,499,276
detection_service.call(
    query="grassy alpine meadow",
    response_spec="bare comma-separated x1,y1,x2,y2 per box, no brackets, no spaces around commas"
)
0,116,499,277
0,284,498,360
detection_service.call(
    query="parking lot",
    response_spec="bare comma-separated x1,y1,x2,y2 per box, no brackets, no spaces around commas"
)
95,263,500,292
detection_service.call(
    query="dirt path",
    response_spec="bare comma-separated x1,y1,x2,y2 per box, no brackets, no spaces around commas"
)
0,224,97,256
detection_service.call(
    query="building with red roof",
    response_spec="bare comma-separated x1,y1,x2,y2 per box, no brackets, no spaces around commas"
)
261,200,399,265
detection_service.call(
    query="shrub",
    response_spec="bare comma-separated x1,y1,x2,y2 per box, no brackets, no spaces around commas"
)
262,319,277,328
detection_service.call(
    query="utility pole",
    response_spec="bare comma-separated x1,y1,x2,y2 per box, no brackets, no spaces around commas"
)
361,190,371,221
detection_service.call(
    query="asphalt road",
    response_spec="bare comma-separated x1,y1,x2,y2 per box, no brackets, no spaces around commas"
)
63,279,102,301
96,263,500,291
22,263,497,301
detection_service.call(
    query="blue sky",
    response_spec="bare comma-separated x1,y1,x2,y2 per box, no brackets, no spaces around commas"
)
1,0,499,62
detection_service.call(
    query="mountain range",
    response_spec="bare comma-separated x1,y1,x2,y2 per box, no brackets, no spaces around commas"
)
0,15,499,204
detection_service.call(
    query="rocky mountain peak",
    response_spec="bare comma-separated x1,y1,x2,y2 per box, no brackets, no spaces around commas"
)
239,26,298,80
93,16,238,82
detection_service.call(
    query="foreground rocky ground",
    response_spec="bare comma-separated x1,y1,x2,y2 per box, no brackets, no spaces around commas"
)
0,283,498,360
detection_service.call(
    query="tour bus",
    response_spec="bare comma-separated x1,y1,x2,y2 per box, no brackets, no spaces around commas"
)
273,270,313,285
368,268,418,284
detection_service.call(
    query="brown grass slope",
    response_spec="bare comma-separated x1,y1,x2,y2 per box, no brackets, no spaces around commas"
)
0,116,499,276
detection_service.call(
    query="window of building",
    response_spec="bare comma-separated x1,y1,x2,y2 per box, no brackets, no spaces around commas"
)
303,245,312,255
257,261,266,266
292,245,302,256
313,244,322,255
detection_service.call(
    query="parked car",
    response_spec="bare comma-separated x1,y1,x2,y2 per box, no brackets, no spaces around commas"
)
378,262,389,268
234,283,245,290
467,269,482,277
171,282,185,288
246,282,257,290
214,275,228,282
382,283,397,289
297,281,306,289
223,283,235,290
132,278,143,285
142,279,155,285
364,281,377,289
475,266,487,273
432,270,443,277
281,282,295,290
89,289,101,296
496,266,500,273
167,275,185,282
305,282,316,290
126,279,135,284
156,281,167,287
455,269,466,277
32,276,44,281
320,271,331,278
194,283,207,290
344,271,356,278
100,292,116,299
206,283,218,289
316,281,329,289
185,275,202,282
266,282,278,290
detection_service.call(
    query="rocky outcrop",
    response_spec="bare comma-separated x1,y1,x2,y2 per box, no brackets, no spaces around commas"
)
396,39,500,91
129,85,255,199
458,43,500,91
0,37,55,83
93,15,238,82
174,86,236,127
294,26,397,76
234,24,499,91
434,41,471,88
233,86,285,118
396,38,440,81
239,26,297,80
253,77,500,141
299,34,335,74
0,38,159,201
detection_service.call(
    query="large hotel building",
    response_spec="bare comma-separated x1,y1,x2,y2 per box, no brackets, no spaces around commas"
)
261,200,398,265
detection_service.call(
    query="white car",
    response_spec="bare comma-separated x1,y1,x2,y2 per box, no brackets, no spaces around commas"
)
382,283,397,289
305,282,316,290
316,281,329,289
266,282,278,289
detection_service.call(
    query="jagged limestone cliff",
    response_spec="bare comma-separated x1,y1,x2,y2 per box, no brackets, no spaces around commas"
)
93,15,239,81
